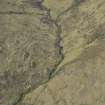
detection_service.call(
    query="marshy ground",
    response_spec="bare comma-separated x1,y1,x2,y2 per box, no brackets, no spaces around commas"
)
0,0,105,105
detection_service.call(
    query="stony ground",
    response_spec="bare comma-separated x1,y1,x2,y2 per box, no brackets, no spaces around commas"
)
0,0,105,105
